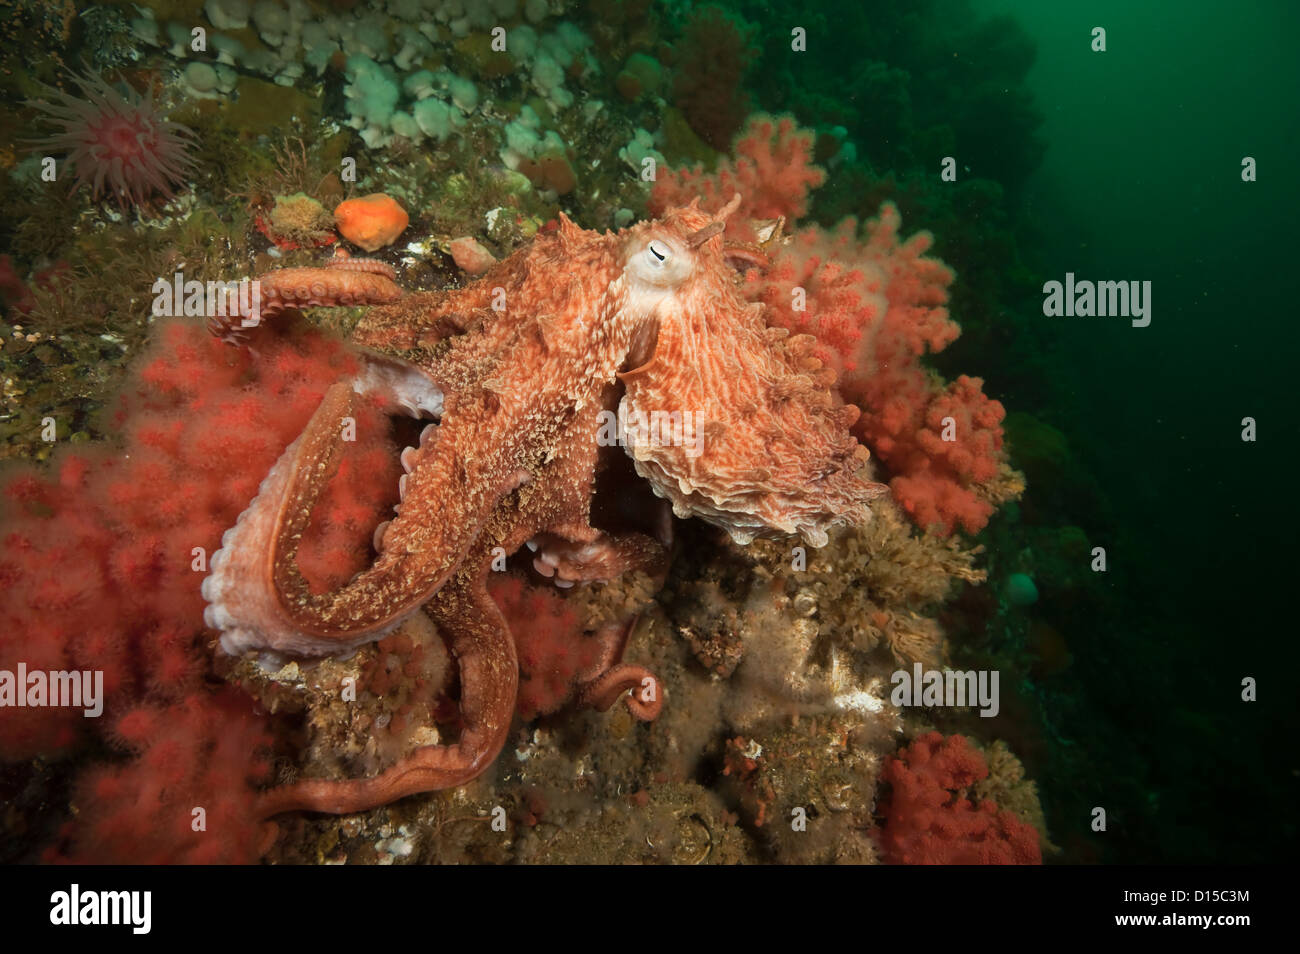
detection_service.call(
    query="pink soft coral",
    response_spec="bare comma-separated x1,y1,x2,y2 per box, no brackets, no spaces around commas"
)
489,575,602,720
762,208,1003,535
656,115,1008,534
872,375,1006,534
875,732,1041,865
0,318,398,861
47,690,276,864
650,114,825,239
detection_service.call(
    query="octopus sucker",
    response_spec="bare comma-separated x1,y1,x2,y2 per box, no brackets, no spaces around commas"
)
205,198,890,815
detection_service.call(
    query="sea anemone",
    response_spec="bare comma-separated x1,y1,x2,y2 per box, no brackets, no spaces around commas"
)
27,71,196,213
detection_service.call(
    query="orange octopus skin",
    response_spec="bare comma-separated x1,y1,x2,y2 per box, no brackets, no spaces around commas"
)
203,199,887,817
206,257,404,342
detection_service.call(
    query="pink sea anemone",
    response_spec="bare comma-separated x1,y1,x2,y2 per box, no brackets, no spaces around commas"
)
28,71,196,212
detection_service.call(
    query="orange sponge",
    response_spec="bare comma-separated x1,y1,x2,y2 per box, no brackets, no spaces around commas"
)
334,193,409,252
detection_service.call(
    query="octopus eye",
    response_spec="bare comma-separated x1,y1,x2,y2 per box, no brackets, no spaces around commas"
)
646,240,671,266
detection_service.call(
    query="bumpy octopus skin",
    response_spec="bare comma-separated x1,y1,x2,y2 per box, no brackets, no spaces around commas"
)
206,257,406,342
202,199,886,817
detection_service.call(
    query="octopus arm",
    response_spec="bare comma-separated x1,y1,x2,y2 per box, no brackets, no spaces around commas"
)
253,411,636,815
351,248,536,351
203,382,530,655
257,575,517,816
210,265,403,342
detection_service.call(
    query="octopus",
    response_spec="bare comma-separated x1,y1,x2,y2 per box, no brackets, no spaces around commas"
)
202,197,888,818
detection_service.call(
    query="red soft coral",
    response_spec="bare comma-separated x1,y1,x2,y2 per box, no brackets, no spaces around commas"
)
656,120,1008,534
650,114,825,240
47,690,276,864
875,732,1041,865
0,318,397,861
489,575,602,720
754,205,1001,534
0,254,35,314
874,375,1006,534
669,5,757,151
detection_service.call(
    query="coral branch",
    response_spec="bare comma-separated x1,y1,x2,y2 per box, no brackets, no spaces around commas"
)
874,732,1041,865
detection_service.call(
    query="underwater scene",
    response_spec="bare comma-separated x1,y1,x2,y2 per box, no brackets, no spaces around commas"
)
0,0,1293,872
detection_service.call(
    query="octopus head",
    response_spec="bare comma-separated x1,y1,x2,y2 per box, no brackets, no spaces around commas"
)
611,195,889,547
616,194,742,317
623,230,694,290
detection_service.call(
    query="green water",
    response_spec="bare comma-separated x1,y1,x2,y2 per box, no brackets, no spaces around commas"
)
748,0,1298,860
973,0,1298,861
